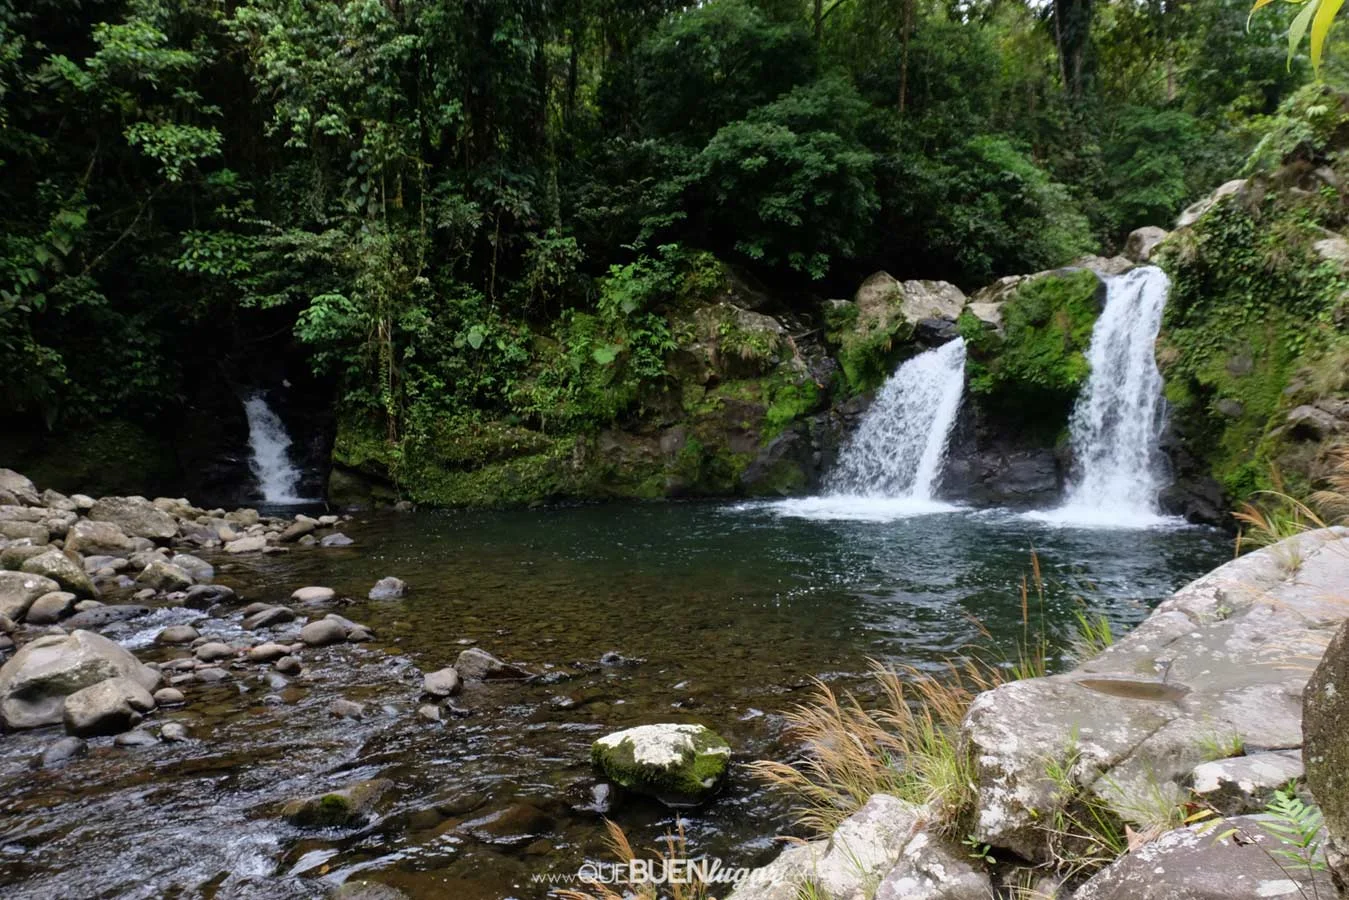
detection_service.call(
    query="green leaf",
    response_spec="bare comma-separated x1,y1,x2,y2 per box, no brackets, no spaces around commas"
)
1289,0,1321,69
591,344,619,365
466,325,486,350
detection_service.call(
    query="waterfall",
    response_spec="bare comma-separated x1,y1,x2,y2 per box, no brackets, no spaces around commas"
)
242,394,307,504
828,338,967,500
1042,265,1172,526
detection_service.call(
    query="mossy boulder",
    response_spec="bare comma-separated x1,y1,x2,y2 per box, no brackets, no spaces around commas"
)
591,723,731,807
280,778,394,828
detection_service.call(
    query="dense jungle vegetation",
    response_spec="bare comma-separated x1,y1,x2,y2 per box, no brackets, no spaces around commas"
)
0,0,1342,484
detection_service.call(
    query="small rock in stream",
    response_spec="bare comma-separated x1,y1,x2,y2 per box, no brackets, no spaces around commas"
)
194,641,235,662
114,729,159,748
300,619,346,647
422,667,462,698
274,655,302,675
160,722,189,742
247,641,290,663
157,625,199,645
194,667,229,683
329,698,366,719
153,687,186,706
35,736,88,768
320,532,354,548
455,647,531,681
367,577,408,601
182,584,236,609
280,778,393,828
243,606,296,629
416,704,442,722
290,586,335,605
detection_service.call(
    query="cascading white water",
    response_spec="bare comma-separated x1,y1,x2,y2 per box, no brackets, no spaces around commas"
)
828,337,968,500
242,395,306,503
1042,265,1172,526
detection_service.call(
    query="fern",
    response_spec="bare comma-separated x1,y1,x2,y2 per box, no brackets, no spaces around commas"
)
1261,784,1327,873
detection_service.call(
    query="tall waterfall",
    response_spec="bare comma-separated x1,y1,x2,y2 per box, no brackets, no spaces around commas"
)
1046,265,1172,525
243,394,307,504
828,338,967,500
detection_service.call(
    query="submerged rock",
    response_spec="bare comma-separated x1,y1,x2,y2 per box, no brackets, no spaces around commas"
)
64,604,152,629
368,576,408,601
0,629,159,729
280,778,393,828
36,736,88,768
591,723,731,806
320,532,354,548
454,647,530,681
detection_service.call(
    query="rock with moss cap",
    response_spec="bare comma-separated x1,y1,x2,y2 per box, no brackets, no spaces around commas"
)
280,778,394,828
591,723,731,807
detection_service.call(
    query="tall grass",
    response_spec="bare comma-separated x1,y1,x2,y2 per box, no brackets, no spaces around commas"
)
1234,442,1349,553
555,819,716,900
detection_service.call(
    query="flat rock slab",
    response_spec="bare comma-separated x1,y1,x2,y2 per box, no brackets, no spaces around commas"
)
965,528,1349,860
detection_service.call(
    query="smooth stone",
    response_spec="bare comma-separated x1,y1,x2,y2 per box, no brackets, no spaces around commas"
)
63,676,156,737
242,606,296,630
329,698,366,719
157,625,200,645
153,687,186,705
194,667,229,683
300,619,346,647
290,586,335,605
183,584,236,610
114,729,159,748
135,560,194,592
160,722,189,742
422,667,462,698
247,642,290,663
416,704,442,722
25,591,76,625
87,497,177,542
64,604,152,630
0,571,62,620
320,532,354,548
454,647,530,681
276,520,316,543
0,629,159,728
346,626,374,642
367,577,408,601
64,519,136,556
194,642,235,662
274,656,302,675
36,735,88,768
224,536,267,554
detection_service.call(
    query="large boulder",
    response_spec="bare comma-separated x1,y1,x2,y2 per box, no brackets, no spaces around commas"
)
62,675,155,737
591,723,731,806
22,549,96,597
874,830,993,900
25,591,77,626
88,496,177,542
0,629,159,728
135,560,195,592
0,570,60,620
64,519,136,557
0,521,48,543
0,469,40,505
1123,226,1168,263
1304,616,1349,890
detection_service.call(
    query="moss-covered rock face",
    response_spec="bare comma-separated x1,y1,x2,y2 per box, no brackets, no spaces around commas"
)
279,778,394,829
1156,85,1349,504
0,420,178,499
591,723,731,807
961,268,1104,440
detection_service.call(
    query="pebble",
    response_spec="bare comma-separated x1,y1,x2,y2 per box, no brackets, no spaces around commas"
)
247,642,290,663
417,704,442,722
194,642,235,662
274,655,302,675
153,687,186,705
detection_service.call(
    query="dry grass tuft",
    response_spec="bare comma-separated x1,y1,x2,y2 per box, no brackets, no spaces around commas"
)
556,819,718,900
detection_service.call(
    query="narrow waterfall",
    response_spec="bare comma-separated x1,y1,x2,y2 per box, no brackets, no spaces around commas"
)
242,394,307,503
1049,265,1171,524
828,338,967,500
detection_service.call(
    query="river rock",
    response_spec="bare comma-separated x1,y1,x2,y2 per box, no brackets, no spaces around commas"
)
40,489,76,512
25,591,76,625
64,604,152,629
114,729,159,747
591,723,731,806
183,584,236,609
170,553,213,583
243,606,296,629
0,629,161,728
290,586,335,605
329,698,366,719
1,542,49,572
300,619,347,647
1124,225,1168,262
964,528,1349,862
63,675,156,737
194,666,229,683
0,521,48,543
332,881,410,900
22,550,96,597
36,736,88,769
247,642,290,663
454,647,530,681
275,655,301,675
135,560,195,592
160,722,189,742
0,469,40,505
422,667,461,698
280,778,393,828
277,520,316,543
1190,750,1304,815
224,536,267,554
157,625,199,645
194,642,236,662
64,519,136,557
417,704,442,722
88,497,178,542
1072,814,1336,899
1304,616,1349,889
320,532,354,548
0,571,61,620
368,577,408,601
153,687,185,705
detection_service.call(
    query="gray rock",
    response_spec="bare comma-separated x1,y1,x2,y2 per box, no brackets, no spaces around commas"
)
416,704,442,722
329,698,366,719
0,543,49,573
40,489,76,512
243,606,296,630
64,604,151,629
63,675,156,737
224,535,267,554
368,577,408,601
277,520,316,543
592,723,732,806
422,667,461,698
1123,225,1168,263
37,736,88,768
275,655,302,675
194,667,229,683
88,496,178,542
454,647,530,681
0,571,62,620
1176,178,1247,228
300,619,347,647
70,493,95,511
135,559,195,592
160,722,189,741
153,687,185,705
0,521,49,543
1072,814,1335,899
183,584,236,609
280,778,394,828
320,532,355,548
247,642,290,663
346,626,374,643
169,553,213,583
0,629,158,728
157,625,200,645
0,469,40,505
22,549,96,597
290,586,335,605
194,642,236,662
64,519,136,556
332,881,410,900
1190,751,1304,815
25,591,76,625
874,830,993,900
114,729,159,747
1304,616,1349,889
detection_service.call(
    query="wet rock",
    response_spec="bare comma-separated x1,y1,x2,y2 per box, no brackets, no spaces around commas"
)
64,604,151,629
114,729,159,748
63,675,156,737
153,687,185,705
1190,751,1304,816
36,736,88,768
591,723,732,806
247,641,290,663
0,629,159,728
368,577,408,601
1,570,47,611
21,550,96,597
332,881,410,900
0,469,40,506
1124,225,1168,263
24,590,76,625
194,642,236,662
422,667,461,698
82,554,129,574
1304,616,1349,889
64,519,136,557
275,655,302,675
329,698,366,719
300,619,347,647
1286,404,1342,441
169,553,213,583
280,778,394,828
243,606,296,630
914,316,961,347
346,626,374,642
461,802,555,847
157,625,200,645
135,559,195,592
0,542,49,573
194,667,229,683
88,497,178,542
599,650,645,668
224,536,267,554
1073,814,1335,899
182,584,236,610
454,647,530,681
160,722,189,742
320,532,354,548
291,586,336,605
416,703,442,722
276,520,316,543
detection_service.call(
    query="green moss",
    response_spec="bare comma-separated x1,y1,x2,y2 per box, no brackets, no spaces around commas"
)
964,269,1103,438
0,419,177,497
764,378,821,438
591,725,731,804
824,295,916,395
